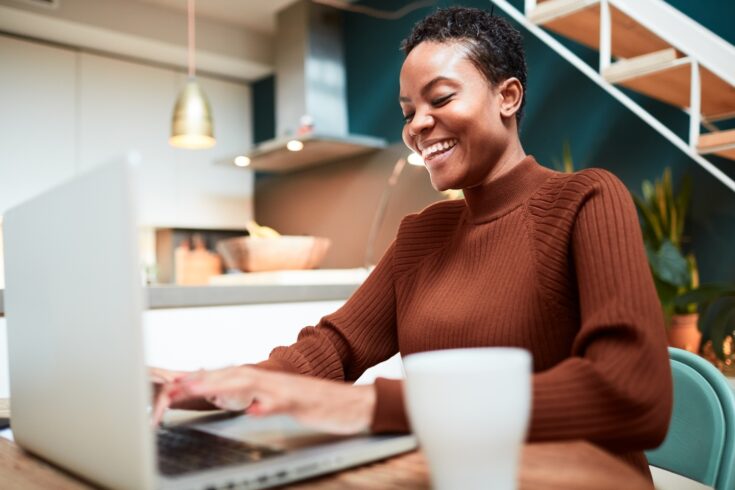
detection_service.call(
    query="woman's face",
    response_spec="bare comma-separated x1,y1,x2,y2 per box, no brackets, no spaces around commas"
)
399,41,517,191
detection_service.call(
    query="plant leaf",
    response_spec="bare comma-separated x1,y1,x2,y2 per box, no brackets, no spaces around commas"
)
676,175,692,241
633,194,663,247
656,174,668,233
647,239,690,288
707,305,735,360
675,283,735,308
642,180,655,204
562,141,574,173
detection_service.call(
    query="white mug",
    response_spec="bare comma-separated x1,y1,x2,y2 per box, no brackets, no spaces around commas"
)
403,348,532,490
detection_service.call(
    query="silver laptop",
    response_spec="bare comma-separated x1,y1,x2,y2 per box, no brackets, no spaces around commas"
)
3,159,416,489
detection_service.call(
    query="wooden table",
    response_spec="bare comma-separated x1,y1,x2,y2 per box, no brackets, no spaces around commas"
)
0,436,651,489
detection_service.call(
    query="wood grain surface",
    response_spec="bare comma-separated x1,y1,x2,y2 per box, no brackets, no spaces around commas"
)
0,437,652,490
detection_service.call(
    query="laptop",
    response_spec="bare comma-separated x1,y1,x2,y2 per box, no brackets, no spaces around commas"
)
3,159,416,489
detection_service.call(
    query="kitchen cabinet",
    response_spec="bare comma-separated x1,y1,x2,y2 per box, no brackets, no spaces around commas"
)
0,34,254,229
78,52,178,226
0,35,77,214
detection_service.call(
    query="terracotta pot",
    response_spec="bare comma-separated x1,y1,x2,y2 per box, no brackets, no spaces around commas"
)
667,313,701,353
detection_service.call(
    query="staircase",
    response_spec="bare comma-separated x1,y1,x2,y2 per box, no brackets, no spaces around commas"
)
491,0,735,191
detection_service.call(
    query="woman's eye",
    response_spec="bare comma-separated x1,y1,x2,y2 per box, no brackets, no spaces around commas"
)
432,94,453,106
402,112,414,123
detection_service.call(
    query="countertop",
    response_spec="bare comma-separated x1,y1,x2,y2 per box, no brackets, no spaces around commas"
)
0,269,369,316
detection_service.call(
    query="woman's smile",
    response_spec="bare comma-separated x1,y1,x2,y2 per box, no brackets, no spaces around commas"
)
420,138,458,161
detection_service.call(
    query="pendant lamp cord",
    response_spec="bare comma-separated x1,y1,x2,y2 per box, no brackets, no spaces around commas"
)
187,0,195,78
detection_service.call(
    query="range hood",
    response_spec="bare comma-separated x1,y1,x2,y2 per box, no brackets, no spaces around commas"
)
230,0,386,172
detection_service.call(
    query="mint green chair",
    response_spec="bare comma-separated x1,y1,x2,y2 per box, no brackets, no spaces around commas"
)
646,347,735,490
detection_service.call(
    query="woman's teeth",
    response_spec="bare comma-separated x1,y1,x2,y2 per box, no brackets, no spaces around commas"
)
421,139,457,160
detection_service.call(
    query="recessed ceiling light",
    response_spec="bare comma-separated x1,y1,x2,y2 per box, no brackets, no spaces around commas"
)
286,139,304,152
234,156,250,167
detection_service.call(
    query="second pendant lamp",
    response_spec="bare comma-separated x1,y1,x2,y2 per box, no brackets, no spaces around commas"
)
169,0,215,149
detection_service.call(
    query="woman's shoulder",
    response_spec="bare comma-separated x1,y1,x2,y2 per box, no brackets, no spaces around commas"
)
527,166,635,239
533,166,631,206
391,200,465,270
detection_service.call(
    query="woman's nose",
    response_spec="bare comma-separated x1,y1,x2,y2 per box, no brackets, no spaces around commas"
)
408,110,434,137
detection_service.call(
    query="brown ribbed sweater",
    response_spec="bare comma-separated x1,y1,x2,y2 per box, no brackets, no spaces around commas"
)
258,156,673,476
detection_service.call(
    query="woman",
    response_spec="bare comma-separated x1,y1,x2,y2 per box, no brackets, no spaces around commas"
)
154,7,672,476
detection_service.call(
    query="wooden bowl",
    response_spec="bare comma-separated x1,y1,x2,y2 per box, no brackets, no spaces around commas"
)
216,236,331,272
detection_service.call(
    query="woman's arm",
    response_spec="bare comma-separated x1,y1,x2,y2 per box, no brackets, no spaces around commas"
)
255,240,401,382
153,241,401,428
528,170,673,451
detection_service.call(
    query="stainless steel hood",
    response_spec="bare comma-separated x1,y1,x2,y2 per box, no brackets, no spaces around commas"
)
233,0,386,172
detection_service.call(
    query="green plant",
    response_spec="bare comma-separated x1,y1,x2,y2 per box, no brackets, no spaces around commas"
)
633,168,735,360
676,287,735,361
632,168,697,320
552,141,575,174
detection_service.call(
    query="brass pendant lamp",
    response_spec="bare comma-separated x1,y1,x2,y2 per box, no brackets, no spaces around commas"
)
169,0,215,149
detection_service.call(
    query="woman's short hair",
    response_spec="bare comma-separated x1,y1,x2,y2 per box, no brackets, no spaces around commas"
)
401,7,528,125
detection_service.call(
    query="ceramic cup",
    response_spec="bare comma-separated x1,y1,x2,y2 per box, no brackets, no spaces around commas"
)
403,348,532,490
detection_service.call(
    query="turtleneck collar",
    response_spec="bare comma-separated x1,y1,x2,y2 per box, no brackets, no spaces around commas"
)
463,155,555,224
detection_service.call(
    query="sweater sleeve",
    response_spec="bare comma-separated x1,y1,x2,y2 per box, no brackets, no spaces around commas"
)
528,170,673,452
256,240,400,385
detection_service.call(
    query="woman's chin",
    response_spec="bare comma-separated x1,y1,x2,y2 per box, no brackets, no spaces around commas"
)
429,169,459,192
429,176,456,193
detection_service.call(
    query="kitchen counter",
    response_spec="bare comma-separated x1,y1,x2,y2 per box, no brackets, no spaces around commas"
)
0,269,368,316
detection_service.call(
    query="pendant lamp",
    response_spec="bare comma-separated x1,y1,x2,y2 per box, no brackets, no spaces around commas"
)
169,0,215,149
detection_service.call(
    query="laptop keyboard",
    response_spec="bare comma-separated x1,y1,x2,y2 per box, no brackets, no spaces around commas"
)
157,426,285,476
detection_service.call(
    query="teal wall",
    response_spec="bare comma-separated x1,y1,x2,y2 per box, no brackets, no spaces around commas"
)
252,75,275,144
341,0,735,283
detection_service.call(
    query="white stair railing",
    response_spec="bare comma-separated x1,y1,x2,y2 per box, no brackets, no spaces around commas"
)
494,0,735,192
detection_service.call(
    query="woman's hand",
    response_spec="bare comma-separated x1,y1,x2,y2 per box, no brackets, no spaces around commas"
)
152,366,376,435
149,367,217,411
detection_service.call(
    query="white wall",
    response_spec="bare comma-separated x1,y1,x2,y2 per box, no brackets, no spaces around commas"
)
0,33,254,230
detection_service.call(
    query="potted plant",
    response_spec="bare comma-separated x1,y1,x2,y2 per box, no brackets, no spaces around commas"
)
677,286,735,372
633,168,735,358
633,168,702,351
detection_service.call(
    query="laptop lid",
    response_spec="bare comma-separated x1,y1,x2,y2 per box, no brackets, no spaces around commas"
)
4,160,155,489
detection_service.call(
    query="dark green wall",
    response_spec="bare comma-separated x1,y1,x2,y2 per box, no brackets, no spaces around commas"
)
341,0,735,283
252,75,275,144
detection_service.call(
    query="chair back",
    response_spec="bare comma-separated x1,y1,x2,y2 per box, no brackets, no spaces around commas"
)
646,347,735,489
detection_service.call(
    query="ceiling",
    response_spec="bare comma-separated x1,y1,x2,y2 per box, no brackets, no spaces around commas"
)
133,0,298,34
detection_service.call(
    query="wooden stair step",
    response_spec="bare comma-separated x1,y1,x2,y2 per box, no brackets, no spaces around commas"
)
530,0,670,59
698,129,735,160
602,48,679,83
531,0,735,119
606,56,735,119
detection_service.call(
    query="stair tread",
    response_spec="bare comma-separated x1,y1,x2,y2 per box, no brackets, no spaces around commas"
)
698,129,735,161
531,0,670,59
612,61,735,119
602,48,680,83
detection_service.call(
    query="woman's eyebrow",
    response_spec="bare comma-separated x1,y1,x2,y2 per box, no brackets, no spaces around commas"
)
399,76,456,103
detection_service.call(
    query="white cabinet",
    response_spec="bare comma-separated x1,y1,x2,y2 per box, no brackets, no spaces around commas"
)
0,35,77,214
78,52,179,226
0,34,254,229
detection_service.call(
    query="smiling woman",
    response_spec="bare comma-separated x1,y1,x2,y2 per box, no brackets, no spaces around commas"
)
154,6,673,481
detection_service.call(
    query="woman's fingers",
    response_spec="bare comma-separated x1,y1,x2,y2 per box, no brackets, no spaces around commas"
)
152,382,176,427
178,366,257,395
150,366,376,436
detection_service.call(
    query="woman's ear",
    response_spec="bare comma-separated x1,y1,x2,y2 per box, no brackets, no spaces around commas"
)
498,77,523,119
